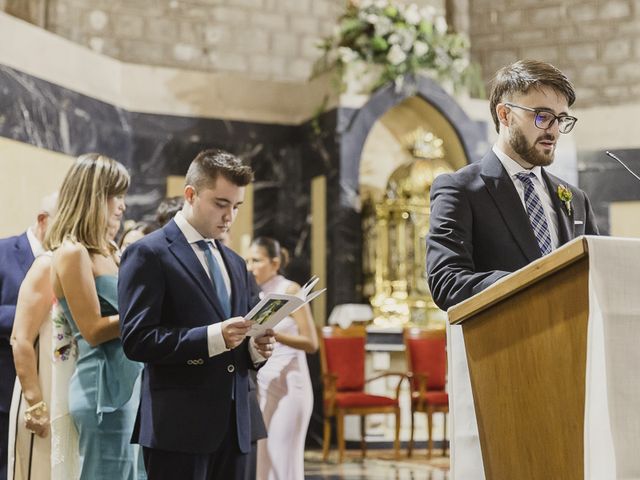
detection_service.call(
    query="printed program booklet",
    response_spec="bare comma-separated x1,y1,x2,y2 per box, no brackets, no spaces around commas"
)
246,276,325,336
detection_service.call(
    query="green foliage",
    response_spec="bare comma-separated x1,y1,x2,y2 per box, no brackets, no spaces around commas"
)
317,0,485,97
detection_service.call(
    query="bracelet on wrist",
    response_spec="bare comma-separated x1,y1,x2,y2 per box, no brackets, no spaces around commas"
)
24,400,48,422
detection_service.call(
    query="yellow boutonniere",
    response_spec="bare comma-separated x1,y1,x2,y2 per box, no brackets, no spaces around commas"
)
557,185,573,215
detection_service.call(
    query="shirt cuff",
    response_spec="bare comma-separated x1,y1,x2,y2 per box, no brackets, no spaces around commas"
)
207,323,230,357
249,338,267,366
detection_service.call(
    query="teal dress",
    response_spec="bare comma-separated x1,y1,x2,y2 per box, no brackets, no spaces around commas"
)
58,275,145,480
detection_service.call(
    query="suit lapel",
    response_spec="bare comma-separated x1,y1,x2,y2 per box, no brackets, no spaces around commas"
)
542,171,573,245
480,152,541,263
217,241,243,317
15,233,35,276
165,221,226,319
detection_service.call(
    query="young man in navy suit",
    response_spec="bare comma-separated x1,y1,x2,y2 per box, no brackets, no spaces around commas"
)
427,60,599,311
0,193,56,480
118,149,275,480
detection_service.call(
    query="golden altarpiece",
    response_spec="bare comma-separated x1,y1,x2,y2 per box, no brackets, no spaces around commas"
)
362,129,454,328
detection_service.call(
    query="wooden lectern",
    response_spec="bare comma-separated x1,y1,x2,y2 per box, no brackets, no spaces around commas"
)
448,237,591,480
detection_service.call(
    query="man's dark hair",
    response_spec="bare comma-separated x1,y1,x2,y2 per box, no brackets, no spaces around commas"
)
185,148,253,191
155,196,184,227
489,60,576,133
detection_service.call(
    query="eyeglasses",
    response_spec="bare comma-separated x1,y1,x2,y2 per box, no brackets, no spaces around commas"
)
504,102,578,134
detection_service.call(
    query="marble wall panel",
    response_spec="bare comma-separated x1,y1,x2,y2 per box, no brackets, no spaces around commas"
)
578,148,640,235
1,64,506,316
0,65,342,294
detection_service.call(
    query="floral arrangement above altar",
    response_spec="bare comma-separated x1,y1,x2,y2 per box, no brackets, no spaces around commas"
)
317,0,483,96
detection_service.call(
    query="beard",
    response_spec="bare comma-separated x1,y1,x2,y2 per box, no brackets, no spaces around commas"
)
509,124,556,167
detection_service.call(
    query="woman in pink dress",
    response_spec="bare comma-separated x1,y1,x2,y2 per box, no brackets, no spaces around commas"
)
247,237,318,480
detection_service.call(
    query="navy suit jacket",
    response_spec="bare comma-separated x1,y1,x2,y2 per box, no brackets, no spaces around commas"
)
426,151,599,311
0,232,34,413
118,220,258,454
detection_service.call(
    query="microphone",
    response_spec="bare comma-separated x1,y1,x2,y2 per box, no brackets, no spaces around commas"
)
605,151,640,182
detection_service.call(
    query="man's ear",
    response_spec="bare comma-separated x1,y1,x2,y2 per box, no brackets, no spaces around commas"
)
184,185,196,204
496,103,510,128
36,212,49,226
272,256,281,272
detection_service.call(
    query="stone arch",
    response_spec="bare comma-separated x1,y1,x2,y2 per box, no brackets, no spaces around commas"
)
338,74,488,205
326,75,489,308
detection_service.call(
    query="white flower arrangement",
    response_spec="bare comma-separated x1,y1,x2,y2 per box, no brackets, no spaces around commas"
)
317,0,483,96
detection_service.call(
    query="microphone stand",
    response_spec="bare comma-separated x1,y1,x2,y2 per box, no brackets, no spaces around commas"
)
605,151,640,182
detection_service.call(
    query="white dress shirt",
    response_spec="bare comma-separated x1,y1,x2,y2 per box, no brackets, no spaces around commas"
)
492,145,560,250
173,211,231,294
173,212,265,363
26,227,45,257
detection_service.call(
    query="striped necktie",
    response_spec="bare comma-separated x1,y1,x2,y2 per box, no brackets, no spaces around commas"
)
515,171,553,256
195,240,231,317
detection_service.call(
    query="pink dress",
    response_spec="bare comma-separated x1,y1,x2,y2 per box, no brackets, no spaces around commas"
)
256,275,313,480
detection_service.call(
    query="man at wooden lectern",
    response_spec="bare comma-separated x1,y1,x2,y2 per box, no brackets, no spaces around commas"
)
427,60,599,311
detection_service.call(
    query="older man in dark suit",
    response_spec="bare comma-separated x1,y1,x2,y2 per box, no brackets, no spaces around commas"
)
118,149,274,480
0,193,56,480
427,60,599,311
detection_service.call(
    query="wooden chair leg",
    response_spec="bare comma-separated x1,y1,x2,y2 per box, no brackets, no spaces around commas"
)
360,414,367,459
337,410,345,464
443,411,448,457
394,407,400,460
408,409,415,457
322,415,331,461
427,408,434,459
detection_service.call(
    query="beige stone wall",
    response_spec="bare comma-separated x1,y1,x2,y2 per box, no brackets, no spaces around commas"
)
2,0,444,82
468,0,640,107
25,0,346,82
3,0,340,81
7,0,634,106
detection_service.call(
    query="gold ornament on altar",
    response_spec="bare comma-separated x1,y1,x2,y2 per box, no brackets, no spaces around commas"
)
404,127,445,159
362,128,454,328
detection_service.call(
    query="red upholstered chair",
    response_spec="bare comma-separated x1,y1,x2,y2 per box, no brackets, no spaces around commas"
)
319,325,405,463
403,327,449,458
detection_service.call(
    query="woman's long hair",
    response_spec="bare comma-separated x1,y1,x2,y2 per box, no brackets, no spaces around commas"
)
45,153,129,255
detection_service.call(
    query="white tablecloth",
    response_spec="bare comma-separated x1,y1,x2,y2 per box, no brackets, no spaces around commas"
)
447,321,485,479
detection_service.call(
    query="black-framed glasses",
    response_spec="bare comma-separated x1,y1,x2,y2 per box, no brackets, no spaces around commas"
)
504,102,578,134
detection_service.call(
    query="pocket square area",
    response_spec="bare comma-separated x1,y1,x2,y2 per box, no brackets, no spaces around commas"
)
574,220,584,225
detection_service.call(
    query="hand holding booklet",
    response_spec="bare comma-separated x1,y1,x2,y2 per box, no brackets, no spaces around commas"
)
246,276,325,336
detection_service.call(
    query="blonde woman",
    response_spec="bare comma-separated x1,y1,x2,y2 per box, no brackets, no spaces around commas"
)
45,153,144,480
247,237,318,480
